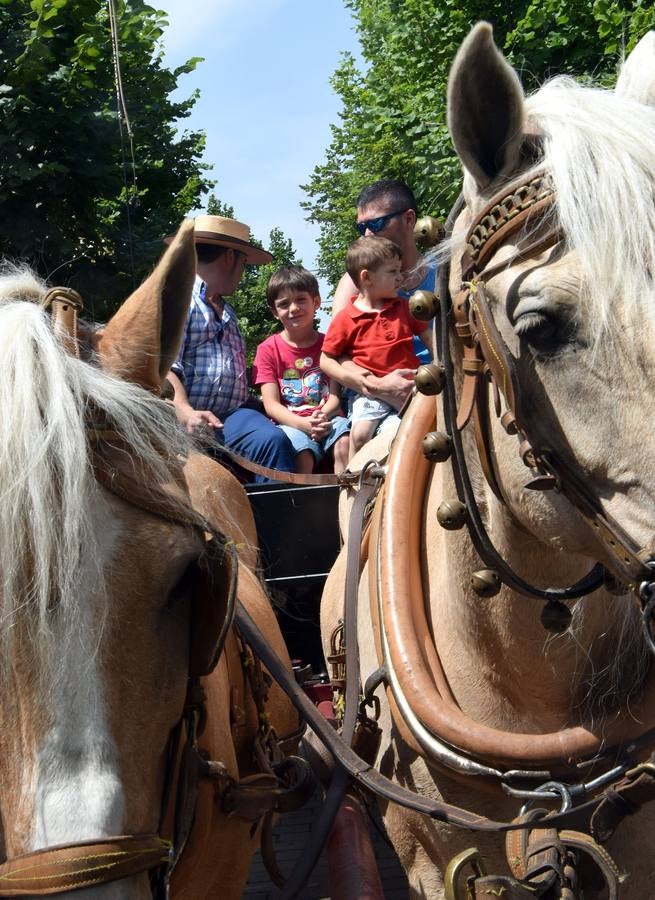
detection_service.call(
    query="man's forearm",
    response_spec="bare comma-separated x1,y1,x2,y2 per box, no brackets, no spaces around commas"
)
167,370,191,409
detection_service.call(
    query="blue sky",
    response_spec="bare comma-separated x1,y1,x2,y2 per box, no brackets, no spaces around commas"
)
154,0,362,308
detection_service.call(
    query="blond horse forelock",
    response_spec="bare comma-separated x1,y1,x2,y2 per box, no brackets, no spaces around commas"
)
525,77,655,342
0,266,194,691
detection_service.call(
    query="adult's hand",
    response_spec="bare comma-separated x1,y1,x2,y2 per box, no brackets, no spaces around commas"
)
178,406,223,435
362,369,415,410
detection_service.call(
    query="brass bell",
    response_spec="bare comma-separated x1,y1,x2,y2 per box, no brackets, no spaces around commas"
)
540,599,572,633
422,431,451,463
470,569,501,598
437,500,467,530
409,289,440,321
414,215,444,249
415,364,445,396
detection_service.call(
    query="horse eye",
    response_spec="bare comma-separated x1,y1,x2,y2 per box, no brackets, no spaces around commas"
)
166,562,197,609
513,311,570,355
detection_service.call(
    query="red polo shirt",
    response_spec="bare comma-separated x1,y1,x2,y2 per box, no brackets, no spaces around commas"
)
322,295,424,377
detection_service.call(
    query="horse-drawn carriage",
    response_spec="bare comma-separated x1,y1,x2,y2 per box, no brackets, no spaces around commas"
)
2,22,655,900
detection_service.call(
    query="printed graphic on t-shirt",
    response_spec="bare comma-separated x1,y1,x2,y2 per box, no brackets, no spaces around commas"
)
280,358,329,412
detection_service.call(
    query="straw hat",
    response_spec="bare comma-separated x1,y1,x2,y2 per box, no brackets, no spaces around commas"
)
166,215,273,265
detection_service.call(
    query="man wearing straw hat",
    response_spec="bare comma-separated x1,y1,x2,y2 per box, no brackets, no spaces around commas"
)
167,215,295,480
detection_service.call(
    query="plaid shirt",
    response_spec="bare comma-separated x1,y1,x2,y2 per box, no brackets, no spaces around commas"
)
171,276,248,418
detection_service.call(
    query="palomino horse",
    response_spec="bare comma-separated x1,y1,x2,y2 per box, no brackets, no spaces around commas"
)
0,221,300,899
322,24,655,898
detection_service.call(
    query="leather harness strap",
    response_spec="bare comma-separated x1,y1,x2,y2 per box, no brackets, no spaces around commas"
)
40,287,84,360
234,599,655,836
211,443,361,486
0,835,169,897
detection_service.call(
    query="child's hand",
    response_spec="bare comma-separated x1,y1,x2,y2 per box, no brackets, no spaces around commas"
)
311,422,331,440
308,409,331,440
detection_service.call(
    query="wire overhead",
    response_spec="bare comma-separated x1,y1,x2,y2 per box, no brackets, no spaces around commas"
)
107,0,137,282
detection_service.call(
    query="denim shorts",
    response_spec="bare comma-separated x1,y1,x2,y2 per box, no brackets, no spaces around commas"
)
279,415,351,463
350,395,400,436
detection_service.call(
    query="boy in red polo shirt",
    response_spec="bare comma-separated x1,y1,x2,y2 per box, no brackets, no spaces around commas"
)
321,236,432,457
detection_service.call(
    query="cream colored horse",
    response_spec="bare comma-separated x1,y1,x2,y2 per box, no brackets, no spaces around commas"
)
0,222,298,899
323,25,655,898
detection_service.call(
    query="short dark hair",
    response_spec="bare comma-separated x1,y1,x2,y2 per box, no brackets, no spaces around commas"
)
195,243,228,264
266,265,320,309
356,179,417,215
345,236,402,289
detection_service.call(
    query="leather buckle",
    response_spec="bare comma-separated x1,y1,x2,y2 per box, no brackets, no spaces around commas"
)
445,848,486,900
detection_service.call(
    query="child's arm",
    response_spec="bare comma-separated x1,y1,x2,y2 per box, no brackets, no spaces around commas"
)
320,379,344,419
260,382,313,434
419,328,433,355
320,351,371,394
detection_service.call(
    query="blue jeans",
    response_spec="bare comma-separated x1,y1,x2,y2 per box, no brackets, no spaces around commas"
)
279,415,351,463
215,406,295,483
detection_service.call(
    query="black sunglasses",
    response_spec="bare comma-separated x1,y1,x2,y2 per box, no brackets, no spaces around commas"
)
356,208,407,236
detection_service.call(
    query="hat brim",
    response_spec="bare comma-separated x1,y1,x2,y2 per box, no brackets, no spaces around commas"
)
164,230,273,265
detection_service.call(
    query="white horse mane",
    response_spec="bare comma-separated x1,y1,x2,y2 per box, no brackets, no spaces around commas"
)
525,76,655,338
0,266,194,678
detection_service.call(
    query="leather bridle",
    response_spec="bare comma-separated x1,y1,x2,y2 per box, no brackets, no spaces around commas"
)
440,171,655,602
0,290,242,897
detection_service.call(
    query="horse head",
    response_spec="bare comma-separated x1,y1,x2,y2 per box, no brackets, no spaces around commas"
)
446,24,655,581
0,222,281,898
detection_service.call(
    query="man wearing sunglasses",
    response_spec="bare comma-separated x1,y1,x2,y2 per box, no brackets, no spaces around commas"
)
330,179,437,409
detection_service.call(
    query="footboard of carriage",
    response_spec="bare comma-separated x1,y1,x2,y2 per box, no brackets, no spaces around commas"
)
245,480,340,677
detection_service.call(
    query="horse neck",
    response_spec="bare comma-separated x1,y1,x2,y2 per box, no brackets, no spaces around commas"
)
425,437,645,732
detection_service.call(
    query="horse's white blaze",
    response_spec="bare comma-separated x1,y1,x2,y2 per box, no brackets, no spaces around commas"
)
31,517,124,851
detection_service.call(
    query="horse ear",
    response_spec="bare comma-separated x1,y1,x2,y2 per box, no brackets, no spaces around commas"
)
447,22,525,191
94,219,196,390
616,32,655,107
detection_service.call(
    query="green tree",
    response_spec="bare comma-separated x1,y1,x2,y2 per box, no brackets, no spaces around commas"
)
303,0,655,289
206,192,235,219
232,227,302,367
0,0,212,319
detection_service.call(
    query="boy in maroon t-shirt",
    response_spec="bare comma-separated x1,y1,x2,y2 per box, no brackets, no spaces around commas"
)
321,236,432,457
252,266,350,473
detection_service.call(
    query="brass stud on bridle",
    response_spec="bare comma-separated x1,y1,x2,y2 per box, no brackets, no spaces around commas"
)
470,569,502,598
437,500,467,531
422,431,452,463
415,364,446,396
409,289,440,321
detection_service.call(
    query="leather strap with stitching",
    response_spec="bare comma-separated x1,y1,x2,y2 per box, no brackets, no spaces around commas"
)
0,835,169,896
